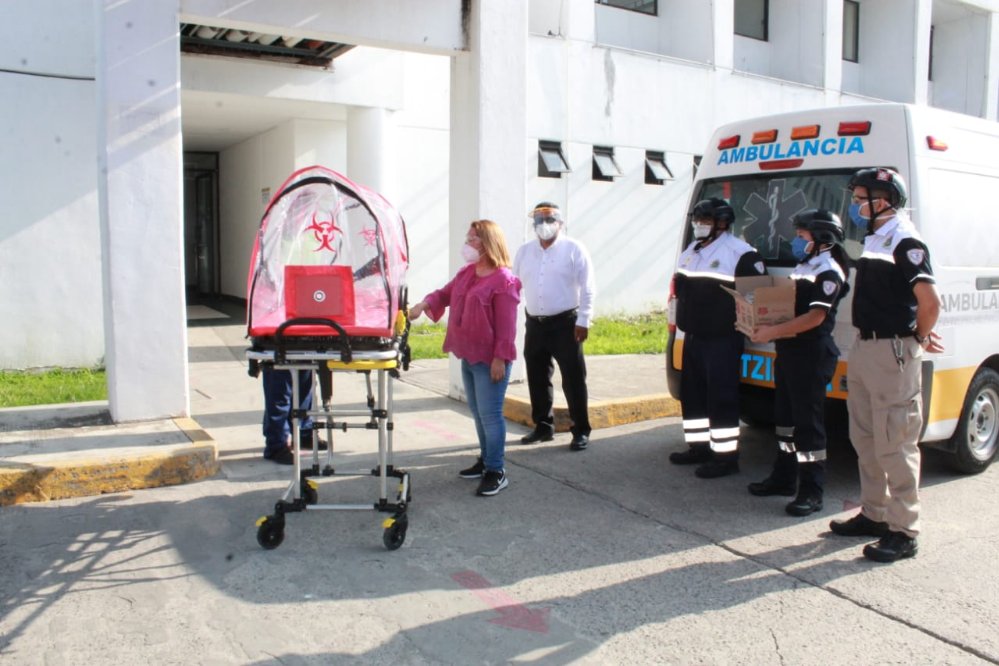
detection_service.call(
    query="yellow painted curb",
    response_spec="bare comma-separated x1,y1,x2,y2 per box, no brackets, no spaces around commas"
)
503,393,681,432
0,417,220,506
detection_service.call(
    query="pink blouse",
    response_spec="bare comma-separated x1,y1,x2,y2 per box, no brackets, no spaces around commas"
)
422,264,521,365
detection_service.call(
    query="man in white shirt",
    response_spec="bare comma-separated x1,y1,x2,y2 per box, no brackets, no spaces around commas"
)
513,202,597,451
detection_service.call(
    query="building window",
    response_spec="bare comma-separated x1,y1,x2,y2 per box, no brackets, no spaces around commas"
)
592,146,622,181
734,0,768,41
843,0,859,62
538,140,570,178
596,0,657,16
645,151,673,185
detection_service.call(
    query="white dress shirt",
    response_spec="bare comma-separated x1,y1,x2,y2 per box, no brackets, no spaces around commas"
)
513,234,596,328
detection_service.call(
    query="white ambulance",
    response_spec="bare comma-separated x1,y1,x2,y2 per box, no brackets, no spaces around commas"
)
666,103,999,473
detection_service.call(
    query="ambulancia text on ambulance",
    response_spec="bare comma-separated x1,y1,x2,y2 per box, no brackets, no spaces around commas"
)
666,103,999,473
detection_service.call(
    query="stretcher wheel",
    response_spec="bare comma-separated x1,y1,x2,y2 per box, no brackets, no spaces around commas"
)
382,515,408,551
256,516,285,550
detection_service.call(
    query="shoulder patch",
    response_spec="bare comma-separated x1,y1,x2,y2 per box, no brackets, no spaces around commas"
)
754,261,764,274
822,280,836,296
906,248,925,265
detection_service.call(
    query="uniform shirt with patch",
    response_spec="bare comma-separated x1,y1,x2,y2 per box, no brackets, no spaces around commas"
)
675,232,767,337
852,215,935,334
789,251,847,340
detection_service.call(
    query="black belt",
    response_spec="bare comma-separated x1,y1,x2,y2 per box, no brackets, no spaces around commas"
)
857,329,914,341
526,309,578,323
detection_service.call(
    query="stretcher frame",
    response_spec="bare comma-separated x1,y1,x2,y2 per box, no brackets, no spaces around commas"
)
249,319,411,551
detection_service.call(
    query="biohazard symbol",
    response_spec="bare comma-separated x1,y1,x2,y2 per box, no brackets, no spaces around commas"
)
742,179,808,259
306,213,343,254
359,227,379,247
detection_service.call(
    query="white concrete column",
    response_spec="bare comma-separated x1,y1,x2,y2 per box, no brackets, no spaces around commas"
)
712,0,735,70
347,106,391,192
448,1,528,399
822,0,843,93
96,0,189,421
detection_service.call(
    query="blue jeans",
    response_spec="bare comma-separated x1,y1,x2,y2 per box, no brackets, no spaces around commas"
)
262,368,314,456
461,359,511,472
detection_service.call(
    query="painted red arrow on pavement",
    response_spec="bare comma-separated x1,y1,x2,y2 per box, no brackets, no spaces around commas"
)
451,570,550,634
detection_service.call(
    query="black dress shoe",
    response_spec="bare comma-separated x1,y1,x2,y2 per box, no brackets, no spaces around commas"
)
299,436,328,451
520,429,554,445
830,513,890,538
570,435,589,451
785,494,823,517
747,477,797,497
863,531,918,563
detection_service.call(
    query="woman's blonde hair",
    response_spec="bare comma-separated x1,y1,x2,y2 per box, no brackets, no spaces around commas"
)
470,219,511,268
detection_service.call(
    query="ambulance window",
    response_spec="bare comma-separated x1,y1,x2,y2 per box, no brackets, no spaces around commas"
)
686,170,865,266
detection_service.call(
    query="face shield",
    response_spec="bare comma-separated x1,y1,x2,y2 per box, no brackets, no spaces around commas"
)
530,206,563,241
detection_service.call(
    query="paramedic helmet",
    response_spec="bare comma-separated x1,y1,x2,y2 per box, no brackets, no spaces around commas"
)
848,167,908,208
792,208,844,246
690,198,735,228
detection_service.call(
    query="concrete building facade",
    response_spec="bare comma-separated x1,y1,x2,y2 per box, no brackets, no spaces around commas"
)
3,0,999,421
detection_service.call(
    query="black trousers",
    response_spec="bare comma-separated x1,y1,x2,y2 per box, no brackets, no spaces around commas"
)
680,332,744,456
524,313,590,437
772,337,838,492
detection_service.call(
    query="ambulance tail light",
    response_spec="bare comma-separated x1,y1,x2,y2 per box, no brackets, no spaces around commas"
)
838,121,871,136
752,130,778,144
790,125,820,140
718,135,740,150
927,136,949,151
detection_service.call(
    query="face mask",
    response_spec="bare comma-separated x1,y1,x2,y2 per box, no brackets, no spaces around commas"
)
848,200,879,231
460,243,480,263
790,236,811,262
692,222,713,240
535,222,559,241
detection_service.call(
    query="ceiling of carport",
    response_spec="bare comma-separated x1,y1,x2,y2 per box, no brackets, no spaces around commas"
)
180,22,353,152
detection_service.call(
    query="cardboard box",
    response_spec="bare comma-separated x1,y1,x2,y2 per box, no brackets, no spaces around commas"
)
720,276,795,336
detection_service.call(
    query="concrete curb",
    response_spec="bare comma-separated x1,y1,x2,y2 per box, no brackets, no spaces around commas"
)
503,394,682,432
0,417,219,507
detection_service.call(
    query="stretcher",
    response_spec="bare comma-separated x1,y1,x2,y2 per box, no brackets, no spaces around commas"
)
245,166,412,550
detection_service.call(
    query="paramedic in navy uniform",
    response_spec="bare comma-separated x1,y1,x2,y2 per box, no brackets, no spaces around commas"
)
831,167,943,563
513,202,596,451
748,210,850,516
669,198,767,478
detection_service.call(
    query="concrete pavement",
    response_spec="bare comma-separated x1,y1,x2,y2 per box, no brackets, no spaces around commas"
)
2,304,999,663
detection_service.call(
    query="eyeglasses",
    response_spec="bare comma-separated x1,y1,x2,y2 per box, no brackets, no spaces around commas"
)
851,195,884,204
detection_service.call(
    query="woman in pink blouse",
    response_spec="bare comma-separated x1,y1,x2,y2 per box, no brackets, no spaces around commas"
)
409,220,522,497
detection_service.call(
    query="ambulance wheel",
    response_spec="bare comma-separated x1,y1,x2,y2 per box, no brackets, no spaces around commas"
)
949,368,999,474
382,515,408,551
256,517,285,550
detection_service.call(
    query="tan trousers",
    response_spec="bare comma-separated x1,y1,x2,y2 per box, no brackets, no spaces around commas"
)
846,337,923,537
